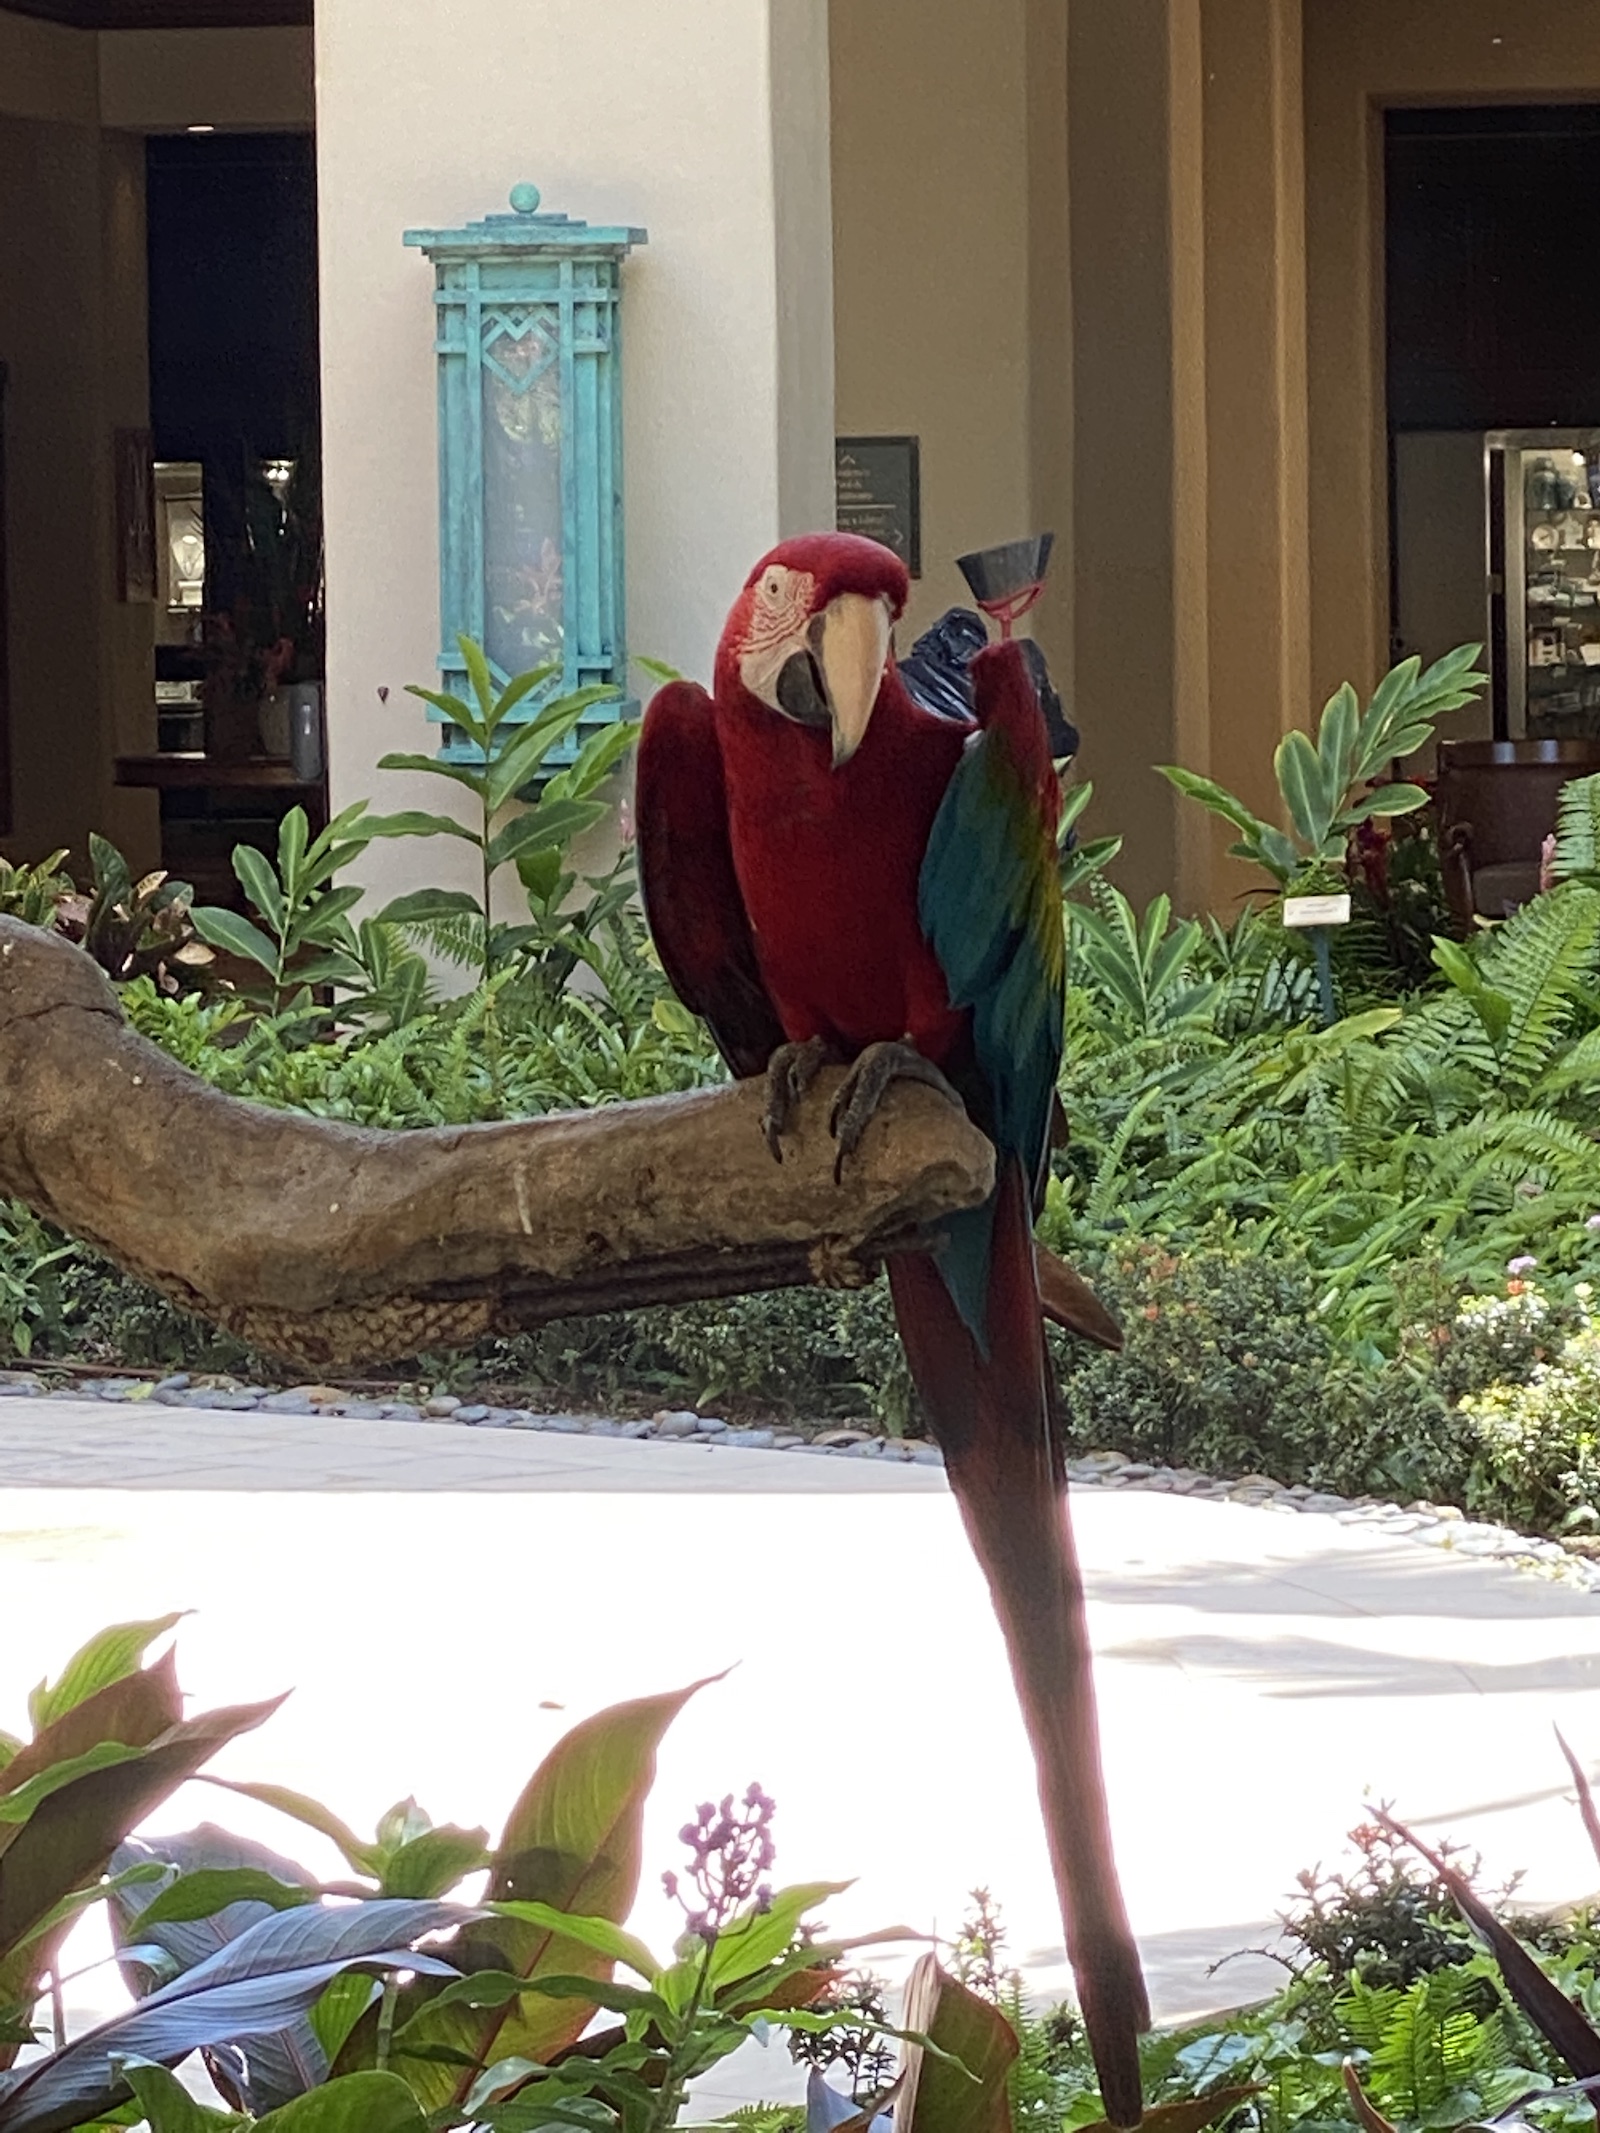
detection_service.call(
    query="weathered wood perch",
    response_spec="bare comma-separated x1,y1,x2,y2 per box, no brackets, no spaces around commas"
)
0,917,995,1371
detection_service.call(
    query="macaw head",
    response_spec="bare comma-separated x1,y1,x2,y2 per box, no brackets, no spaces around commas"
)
716,532,910,767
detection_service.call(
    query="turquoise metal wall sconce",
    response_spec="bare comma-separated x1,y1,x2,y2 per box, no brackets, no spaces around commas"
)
404,183,646,764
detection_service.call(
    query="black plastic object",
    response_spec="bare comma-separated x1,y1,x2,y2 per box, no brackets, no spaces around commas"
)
898,608,988,723
898,606,1079,762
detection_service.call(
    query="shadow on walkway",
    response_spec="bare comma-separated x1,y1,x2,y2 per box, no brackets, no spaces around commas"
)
1095,1542,1600,1623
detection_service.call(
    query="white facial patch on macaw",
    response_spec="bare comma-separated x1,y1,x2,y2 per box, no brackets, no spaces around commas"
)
738,565,818,710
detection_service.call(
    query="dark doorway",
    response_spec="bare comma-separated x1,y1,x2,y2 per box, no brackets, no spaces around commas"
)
147,131,318,468
139,131,325,903
1387,105,1600,434
1385,106,1600,740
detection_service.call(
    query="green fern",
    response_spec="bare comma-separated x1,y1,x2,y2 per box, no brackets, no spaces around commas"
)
1343,1967,1505,2122
1553,770,1600,883
1477,883,1600,1095
1533,1023,1600,1104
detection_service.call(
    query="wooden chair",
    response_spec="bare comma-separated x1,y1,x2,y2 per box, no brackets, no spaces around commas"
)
1435,738,1600,930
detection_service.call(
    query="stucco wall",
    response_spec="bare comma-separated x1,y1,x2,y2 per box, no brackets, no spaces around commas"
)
99,27,313,132
0,111,118,868
1304,0,1600,714
0,7,95,126
829,0,1034,645
315,0,835,911
1068,0,1207,911
1025,0,1072,681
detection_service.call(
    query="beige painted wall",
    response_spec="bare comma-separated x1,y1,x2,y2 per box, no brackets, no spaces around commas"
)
1069,0,1212,911
0,112,115,868
1067,0,1316,915
0,7,95,126
1025,0,1072,679
1196,0,1309,907
1304,0,1600,717
316,0,836,912
99,26,314,131
830,0,1034,646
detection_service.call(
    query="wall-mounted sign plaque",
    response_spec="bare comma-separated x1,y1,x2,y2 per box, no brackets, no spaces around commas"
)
835,435,921,577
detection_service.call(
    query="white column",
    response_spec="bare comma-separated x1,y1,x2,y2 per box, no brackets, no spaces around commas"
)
314,0,836,890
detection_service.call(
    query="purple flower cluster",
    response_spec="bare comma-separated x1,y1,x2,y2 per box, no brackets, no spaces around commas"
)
661,1782,776,1944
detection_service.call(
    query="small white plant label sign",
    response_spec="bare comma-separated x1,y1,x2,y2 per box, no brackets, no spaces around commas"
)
1282,893,1352,929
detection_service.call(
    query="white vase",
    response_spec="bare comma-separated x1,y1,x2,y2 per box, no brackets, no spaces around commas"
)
287,681,324,782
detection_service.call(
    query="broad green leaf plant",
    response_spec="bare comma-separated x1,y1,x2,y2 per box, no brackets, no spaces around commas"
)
0,1616,279,2094
1158,644,1486,892
378,635,638,986
0,852,71,929
191,803,399,1023
0,1666,951,2133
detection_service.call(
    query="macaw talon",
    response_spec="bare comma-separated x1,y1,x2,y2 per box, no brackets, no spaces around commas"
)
829,1039,967,1183
760,1036,833,1162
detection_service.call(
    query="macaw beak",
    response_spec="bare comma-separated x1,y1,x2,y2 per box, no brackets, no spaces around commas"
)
810,592,893,768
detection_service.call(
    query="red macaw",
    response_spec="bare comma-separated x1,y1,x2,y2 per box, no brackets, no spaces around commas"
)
636,532,1148,2125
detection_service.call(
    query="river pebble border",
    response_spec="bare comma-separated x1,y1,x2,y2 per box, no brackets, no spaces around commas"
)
1,1370,1593,1592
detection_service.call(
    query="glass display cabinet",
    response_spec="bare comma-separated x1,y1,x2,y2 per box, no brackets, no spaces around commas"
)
1488,428,1600,739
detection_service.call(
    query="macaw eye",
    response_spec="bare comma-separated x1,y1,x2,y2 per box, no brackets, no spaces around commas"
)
762,570,785,601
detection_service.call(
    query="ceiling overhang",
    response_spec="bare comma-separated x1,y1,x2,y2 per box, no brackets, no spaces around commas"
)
4,0,309,26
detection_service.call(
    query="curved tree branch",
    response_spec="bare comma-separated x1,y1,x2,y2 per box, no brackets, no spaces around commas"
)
0,918,996,1372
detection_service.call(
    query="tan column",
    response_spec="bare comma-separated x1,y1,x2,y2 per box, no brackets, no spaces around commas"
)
1069,0,1310,913
1026,0,1073,669
1068,0,1210,912
1198,0,1311,904
830,0,1032,642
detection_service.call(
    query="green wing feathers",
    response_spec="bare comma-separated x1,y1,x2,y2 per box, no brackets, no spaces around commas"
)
919,641,1066,1197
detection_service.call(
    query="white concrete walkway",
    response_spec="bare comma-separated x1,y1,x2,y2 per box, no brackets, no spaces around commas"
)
3,1398,1600,2114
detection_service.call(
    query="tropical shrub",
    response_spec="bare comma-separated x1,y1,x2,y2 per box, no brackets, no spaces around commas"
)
1051,877,1600,1360
15,643,1600,1538
1459,1281,1600,1532
0,1625,1018,2133
0,1616,281,2081
0,1204,78,1361
986,1745,1600,2133
372,633,646,988
1156,644,1485,894
190,799,416,1025
1050,1240,1470,1502
0,851,71,929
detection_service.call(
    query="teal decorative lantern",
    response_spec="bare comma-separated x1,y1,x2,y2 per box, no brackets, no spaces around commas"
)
404,184,646,763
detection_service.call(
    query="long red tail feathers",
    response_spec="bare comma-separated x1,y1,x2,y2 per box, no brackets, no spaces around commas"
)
889,1162,1149,2127
1037,1245,1124,1352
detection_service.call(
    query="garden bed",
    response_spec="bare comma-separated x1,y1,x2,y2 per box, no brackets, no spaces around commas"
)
9,646,1600,1555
